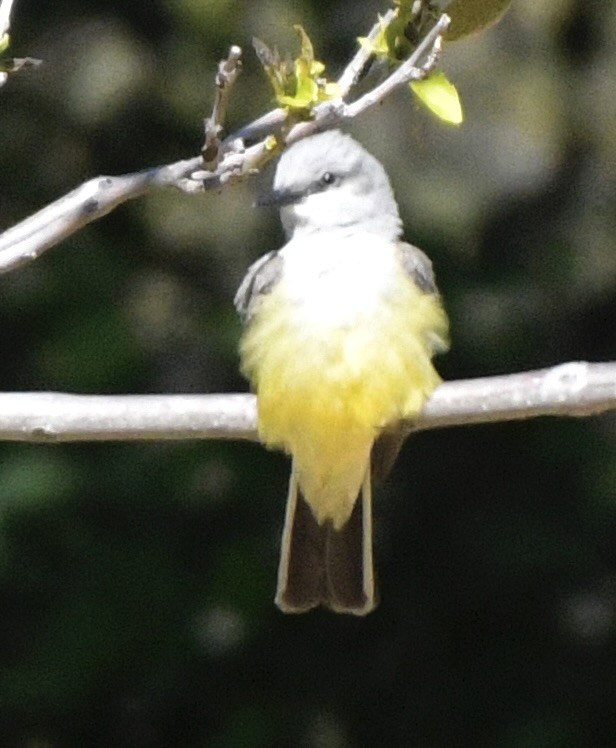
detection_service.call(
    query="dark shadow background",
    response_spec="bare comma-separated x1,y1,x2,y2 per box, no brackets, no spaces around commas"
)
0,1,615,746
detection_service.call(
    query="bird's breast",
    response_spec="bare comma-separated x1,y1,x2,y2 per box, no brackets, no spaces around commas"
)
278,233,400,329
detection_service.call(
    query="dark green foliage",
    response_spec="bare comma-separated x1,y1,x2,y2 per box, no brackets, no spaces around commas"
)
0,1,614,746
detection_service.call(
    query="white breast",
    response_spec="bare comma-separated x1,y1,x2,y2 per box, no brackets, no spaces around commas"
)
278,233,400,328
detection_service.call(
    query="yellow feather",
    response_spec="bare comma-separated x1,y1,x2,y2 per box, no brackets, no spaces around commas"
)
240,258,448,529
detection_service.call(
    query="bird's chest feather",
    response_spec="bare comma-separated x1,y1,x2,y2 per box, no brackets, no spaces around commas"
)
277,234,400,330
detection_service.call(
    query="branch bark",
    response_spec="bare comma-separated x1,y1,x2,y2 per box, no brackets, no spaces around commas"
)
0,362,612,444
0,161,202,272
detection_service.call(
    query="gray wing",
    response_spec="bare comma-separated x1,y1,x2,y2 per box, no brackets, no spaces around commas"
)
234,250,284,325
397,240,449,354
396,241,438,295
370,242,449,483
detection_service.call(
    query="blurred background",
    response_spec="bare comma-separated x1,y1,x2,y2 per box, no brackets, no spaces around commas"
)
0,0,615,746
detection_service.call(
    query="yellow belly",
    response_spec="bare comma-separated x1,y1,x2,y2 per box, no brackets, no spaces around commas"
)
239,259,448,528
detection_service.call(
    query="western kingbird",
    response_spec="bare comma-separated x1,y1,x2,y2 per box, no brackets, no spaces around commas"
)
235,130,449,615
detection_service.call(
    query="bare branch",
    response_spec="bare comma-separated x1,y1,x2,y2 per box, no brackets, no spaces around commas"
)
418,361,616,430
0,10,451,273
336,8,396,97
0,159,201,272
342,13,447,120
0,362,612,444
231,106,287,145
202,45,243,168
0,392,257,443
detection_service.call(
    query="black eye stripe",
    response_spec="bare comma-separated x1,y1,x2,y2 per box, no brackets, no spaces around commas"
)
303,172,340,198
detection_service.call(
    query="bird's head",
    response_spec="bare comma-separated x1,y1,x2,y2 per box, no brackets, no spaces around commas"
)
259,130,402,241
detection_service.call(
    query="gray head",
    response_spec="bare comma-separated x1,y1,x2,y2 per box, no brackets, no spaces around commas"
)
262,130,402,241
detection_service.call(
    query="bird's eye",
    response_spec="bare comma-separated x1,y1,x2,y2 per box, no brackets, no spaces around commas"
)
320,171,337,186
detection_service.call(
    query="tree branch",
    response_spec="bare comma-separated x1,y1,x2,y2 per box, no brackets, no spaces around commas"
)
342,13,445,121
336,9,396,98
201,44,243,168
0,11,451,274
0,159,202,272
0,362,612,444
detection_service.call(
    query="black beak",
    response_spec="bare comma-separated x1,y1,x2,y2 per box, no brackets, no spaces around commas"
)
255,188,304,208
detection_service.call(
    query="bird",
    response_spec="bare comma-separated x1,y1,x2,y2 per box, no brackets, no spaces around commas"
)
234,129,449,615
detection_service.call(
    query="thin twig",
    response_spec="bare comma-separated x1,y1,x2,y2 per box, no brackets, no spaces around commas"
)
0,362,612,444
202,45,243,168
336,8,396,97
230,107,287,145
343,13,448,119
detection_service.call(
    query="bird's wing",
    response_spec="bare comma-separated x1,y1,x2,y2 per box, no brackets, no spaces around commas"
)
397,241,449,354
371,242,450,482
396,241,439,295
234,250,284,325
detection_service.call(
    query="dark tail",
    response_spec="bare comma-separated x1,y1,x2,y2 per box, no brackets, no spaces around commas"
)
275,463,377,615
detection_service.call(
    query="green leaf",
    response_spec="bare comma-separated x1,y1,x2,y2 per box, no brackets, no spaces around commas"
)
445,0,512,41
357,15,390,58
410,71,463,125
0,33,9,54
254,25,338,113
